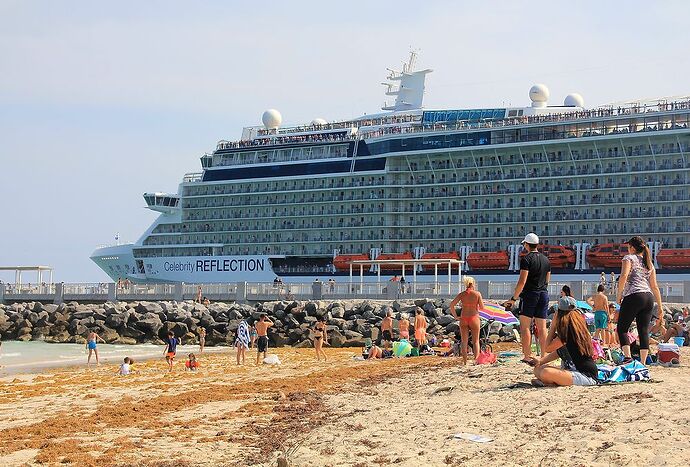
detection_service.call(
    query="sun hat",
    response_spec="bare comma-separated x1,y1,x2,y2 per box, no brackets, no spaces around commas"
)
522,233,539,245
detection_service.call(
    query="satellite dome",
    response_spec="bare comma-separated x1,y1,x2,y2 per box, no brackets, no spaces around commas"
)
311,118,327,126
564,93,584,108
529,84,550,107
262,109,282,130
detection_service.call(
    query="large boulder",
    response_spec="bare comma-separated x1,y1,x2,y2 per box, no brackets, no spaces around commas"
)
137,302,163,314
134,313,163,335
100,327,120,343
330,306,345,319
120,325,145,340
328,330,346,348
436,315,456,326
106,312,129,329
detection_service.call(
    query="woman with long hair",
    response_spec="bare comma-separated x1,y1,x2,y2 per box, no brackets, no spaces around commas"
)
616,236,664,364
449,276,484,365
533,297,599,386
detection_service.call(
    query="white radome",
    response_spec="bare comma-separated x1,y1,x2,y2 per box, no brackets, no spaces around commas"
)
529,83,550,107
262,109,282,129
564,93,585,108
311,118,328,126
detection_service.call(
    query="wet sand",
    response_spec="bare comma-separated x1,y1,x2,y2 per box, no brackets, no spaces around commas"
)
0,347,687,466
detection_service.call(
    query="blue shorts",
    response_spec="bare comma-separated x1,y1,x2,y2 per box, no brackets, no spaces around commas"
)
570,370,599,386
594,310,609,330
519,290,549,319
87,341,97,350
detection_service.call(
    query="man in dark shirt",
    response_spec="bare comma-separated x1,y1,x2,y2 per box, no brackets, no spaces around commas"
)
504,233,551,364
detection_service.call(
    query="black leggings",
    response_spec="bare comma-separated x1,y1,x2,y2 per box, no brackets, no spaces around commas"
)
617,292,654,350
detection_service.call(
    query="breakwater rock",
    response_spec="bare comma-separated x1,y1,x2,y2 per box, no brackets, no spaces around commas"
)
0,299,517,347
2,300,686,347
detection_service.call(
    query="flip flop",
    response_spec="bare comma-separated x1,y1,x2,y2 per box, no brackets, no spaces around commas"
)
530,378,545,387
520,358,537,367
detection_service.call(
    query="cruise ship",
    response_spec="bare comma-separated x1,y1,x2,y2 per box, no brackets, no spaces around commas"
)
92,53,690,283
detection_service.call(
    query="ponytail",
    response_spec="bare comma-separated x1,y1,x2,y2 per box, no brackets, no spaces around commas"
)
641,244,653,270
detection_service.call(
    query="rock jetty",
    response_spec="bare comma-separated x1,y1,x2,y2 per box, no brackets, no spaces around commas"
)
0,299,517,347
1,300,686,347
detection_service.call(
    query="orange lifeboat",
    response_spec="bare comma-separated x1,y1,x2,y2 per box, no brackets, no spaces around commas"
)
467,251,509,270
421,252,460,270
376,252,414,271
657,249,690,268
333,254,369,272
519,245,576,269
587,243,627,268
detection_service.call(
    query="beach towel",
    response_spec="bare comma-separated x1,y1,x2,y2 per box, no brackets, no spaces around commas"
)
597,360,650,383
235,320,250,349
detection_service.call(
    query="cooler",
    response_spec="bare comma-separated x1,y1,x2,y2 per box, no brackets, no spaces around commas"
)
657,343,680,363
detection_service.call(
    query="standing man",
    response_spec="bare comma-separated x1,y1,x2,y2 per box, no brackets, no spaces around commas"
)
380,311,393,349
255,314,274,365
504,233,551,365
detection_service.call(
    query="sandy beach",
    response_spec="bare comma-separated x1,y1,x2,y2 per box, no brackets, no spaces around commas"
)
0,346,687,466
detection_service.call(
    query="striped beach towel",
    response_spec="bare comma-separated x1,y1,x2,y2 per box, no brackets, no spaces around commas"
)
235,321,250,349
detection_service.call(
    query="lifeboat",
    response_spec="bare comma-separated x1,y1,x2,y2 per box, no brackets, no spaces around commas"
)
333,254,369,272
586,243,628,268
467,251,509,270
657,249,690,268
376,252,414,271
519,245,576,269
421,252,461,270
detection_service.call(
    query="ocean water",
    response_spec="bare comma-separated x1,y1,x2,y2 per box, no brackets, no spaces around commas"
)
0,341,227,376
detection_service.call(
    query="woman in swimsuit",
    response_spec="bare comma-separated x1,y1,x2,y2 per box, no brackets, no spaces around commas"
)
86,331,105,366
414,308,428,346
399,313,410,340
449,276,484,365
313,317,328,361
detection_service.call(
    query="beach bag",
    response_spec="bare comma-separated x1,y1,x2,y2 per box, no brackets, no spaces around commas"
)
657,343,680,363
410,347,420,357
476,349,497,365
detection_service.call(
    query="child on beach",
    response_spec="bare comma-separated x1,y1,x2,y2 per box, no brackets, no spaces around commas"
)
118,357,131,375
414,308,428,346
380,311,393,349
198,327,206,353
163,331,180,372
255,314,274,365
249,324,257,349
608,303,619,345
235,320,250,365
588,285,610,344
399,313,410,340
86,331,105,366
185,353,200,371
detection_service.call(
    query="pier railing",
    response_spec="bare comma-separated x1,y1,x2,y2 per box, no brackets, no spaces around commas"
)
0,280,687,304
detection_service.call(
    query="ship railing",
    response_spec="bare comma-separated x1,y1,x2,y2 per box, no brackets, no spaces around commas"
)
182,283,238,300
183,173,203,183
117,283,178,301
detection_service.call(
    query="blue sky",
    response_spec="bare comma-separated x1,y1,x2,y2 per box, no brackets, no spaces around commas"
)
1,0,690,282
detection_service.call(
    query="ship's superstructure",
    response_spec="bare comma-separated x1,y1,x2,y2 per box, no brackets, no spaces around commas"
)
92,53,690,283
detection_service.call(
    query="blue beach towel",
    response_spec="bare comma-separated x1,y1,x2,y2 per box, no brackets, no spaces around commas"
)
236,320,250,349
597,360,650,383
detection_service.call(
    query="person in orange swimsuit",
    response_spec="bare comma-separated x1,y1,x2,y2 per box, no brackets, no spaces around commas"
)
399,313,410,340
449,276,484,365
414,308,428,346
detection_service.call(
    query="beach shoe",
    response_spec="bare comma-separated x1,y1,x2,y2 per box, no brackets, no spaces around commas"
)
520,357,537,367
531,378,545,387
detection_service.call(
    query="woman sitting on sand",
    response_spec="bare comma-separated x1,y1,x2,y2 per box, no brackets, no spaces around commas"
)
532,297,599,387
448,276,484,365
